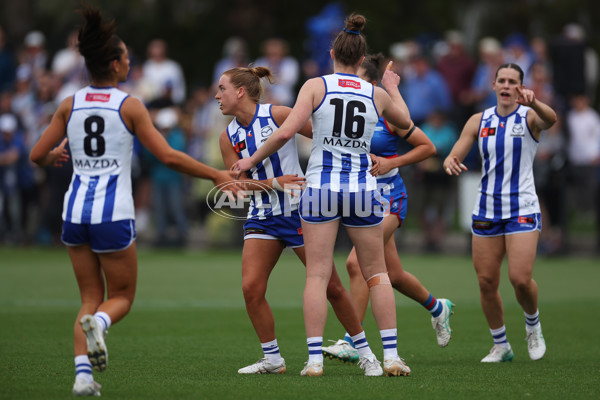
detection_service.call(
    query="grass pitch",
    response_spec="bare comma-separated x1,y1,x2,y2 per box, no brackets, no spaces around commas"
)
0,247,599,399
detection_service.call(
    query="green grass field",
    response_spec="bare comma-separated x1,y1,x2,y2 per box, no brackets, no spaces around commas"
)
1,247,599,399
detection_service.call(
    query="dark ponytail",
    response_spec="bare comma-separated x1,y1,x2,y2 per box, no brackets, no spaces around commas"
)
361,53,386,83
77,6,124,81
332,13,367,67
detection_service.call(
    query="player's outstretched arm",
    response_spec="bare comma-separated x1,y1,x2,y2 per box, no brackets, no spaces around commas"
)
126,97,241,194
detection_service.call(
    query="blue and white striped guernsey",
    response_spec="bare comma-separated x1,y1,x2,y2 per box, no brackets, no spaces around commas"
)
62,86,134,224
474,105,540,219
226,103,303,219
305,73,379,192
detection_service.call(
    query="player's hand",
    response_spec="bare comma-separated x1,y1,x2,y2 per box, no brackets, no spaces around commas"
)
374,156,395,176
213,170,245,199
381,61,400,91
272,174,305,196
49,138,70,167
443,155,467,176
369,154,380,177
232,158,255,178
516,86,536,107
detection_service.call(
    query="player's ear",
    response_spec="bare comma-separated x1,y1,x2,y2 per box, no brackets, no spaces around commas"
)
237,86,245,99
358,55,365,67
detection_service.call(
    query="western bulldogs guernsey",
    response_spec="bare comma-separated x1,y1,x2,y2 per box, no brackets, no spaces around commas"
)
474,105,540,219
62,86,134,224
371,117,401,180
306,73,379,192
226,103,303,219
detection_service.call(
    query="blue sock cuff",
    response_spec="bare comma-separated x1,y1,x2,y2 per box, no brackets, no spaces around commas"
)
421,293,434,307
343,333,355,348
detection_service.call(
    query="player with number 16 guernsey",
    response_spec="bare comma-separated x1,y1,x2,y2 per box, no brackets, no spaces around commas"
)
234,14,413,377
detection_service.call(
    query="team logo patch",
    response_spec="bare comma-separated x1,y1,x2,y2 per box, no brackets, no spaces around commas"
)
473,220,492,229
297,227,303,235
261,126,273,138
480,127,496,137
338,79,361,89
500,122,505,128
233,140,247,153
511,124,524,136
518,216,534,224
85,93,110,102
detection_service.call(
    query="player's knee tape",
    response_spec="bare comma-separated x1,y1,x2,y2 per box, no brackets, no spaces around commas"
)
366,272,391,288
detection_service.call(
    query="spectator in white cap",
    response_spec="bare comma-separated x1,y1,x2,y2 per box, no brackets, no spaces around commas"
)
23,30,47,79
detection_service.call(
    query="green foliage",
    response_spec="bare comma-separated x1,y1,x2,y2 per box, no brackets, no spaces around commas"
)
1,247,599,399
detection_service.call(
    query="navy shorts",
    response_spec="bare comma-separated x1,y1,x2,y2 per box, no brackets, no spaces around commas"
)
472,213,542,237
299,187,385,227
62,219,136,252
243,210,304,248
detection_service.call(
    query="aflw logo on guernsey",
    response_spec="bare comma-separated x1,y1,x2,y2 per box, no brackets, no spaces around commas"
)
338,79,361,89
85,93,111,102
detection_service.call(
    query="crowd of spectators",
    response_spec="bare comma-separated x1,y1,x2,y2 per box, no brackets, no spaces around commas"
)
0,20,598,254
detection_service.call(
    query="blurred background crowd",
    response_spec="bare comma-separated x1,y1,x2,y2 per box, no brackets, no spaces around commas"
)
0,0,598,255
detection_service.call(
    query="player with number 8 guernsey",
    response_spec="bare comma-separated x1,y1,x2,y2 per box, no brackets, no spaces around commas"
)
30,6,240,397
65,89,133,223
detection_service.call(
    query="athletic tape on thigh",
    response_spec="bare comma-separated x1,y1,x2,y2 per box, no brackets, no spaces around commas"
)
366,272,391,288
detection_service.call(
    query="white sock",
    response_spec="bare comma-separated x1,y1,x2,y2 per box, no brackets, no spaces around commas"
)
261,339,284,363
94,311,111,332
380,328,398,359
307,336,323,363
351,331,373,358
74,355,93,383
490,325,511,349
524,309,540,333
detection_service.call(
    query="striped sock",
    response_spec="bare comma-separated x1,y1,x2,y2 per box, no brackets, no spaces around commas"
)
490,325,510,348
525,309,540,332
351,331,373,358
307,336,323,363
343,332,355,347
74,355,93,383
380,328,398,359
94,311,111,332
261,339,283,363
421,294,443,317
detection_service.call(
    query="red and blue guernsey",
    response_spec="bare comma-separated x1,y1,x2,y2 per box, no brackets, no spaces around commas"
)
474,105,540,219
62,86,134,224
370,117,408,217
305,73,379,192
370,117,402,178
226,103,304,219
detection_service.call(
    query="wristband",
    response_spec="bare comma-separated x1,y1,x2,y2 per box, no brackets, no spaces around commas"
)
272,177,284,192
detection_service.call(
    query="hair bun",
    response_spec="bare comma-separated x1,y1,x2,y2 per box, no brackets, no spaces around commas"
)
345,14,366,32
